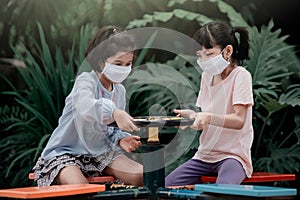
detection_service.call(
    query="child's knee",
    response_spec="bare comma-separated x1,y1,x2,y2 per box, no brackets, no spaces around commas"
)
129,172,143,186
216,159,246,184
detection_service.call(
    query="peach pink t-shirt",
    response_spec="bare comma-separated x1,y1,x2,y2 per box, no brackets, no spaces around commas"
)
194,66,254,178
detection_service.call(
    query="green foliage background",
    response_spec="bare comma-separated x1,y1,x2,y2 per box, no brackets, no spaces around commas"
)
0,0,299,190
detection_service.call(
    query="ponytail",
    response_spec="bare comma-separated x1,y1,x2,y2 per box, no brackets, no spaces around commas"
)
231,27,250,63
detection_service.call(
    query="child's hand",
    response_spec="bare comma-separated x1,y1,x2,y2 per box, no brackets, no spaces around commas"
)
119,135,142,152
174,109,197,119
173,109,197,130
191,112,211,130
113,109,140,132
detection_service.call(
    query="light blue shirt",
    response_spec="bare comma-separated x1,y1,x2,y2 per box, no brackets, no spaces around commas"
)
41,71,130,160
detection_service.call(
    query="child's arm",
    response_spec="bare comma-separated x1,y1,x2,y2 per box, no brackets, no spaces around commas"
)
72,74,118,124
191,104,248,130
113,109,140,132
175,104,248,130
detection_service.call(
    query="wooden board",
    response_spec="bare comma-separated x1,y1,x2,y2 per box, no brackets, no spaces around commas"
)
0,184,105,199
194,184,297,197
201,172,296,183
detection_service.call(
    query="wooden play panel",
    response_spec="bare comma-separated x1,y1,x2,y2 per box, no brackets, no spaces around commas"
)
0,184,105,199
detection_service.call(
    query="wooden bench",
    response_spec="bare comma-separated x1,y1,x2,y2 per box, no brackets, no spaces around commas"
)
28,173,116,184
201,172,296,183
0,184,105,199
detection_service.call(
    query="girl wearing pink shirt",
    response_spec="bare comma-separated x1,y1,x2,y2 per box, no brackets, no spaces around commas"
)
165,21,253,186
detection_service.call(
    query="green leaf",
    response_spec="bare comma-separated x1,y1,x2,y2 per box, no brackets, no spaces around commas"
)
173,9,188,19
260,93,288,113
6,148,36,177
126,14,153,29
255,144,300,173
153,11,173,22
168,0,188,7
134,31,158,66
210,0,249,27
33,134,51,162
279,84,300,107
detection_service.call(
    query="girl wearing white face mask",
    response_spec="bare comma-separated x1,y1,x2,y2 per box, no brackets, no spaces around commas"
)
166,21,253,186
33,26,143,187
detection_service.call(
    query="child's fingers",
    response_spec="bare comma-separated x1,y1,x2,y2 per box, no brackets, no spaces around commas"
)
191,120,200,130
132,135,141,140
131,124,140,131
180,125,188,130
129,137,142,151
173,109,182,116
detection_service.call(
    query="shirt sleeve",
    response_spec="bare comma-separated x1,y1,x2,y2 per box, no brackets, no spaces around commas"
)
106,85,131,145
72,73,116,125
106,127,131,145
233,70,254,106
196,73,206,108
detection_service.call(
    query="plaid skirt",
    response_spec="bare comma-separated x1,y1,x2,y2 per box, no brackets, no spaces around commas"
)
33,151,124,186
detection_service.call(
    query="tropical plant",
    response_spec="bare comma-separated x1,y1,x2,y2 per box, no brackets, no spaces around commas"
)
0,23,89,188
244,20,300,177
0,0,167,59
0,0,71,58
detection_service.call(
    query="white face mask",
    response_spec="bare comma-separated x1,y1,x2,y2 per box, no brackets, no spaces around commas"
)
102,62,132,83
197,51,230,76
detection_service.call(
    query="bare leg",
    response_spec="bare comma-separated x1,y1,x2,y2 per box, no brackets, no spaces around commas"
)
103,155,143,186
56,165,88,185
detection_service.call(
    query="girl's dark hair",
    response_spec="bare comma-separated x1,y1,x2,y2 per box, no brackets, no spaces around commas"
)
193,21,249,65
85,25,136,72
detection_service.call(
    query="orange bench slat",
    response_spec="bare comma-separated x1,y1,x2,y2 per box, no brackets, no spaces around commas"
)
0,184,105,199
201,172,296,183
29,173,116,183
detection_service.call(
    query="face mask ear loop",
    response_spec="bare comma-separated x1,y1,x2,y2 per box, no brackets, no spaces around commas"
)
221,48,230,62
